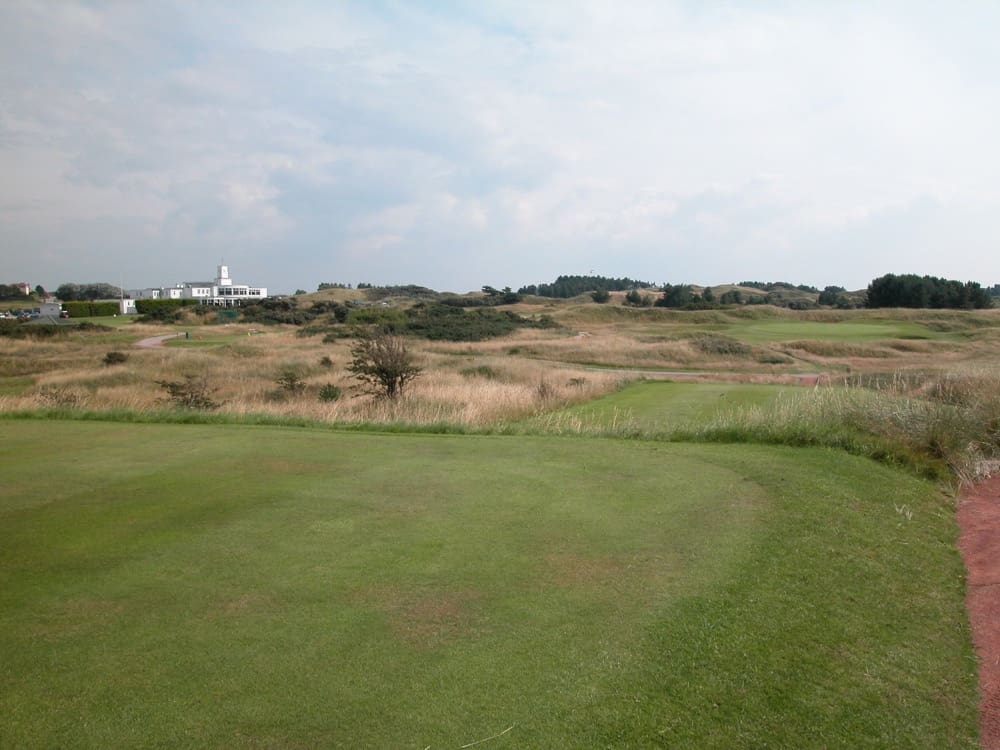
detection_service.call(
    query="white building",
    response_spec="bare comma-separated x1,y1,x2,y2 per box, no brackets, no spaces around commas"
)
128,265,267,308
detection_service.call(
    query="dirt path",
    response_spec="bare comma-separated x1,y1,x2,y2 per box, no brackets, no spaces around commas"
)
959,474,1000,749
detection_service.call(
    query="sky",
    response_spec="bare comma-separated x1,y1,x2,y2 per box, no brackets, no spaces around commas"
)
2,1,999,295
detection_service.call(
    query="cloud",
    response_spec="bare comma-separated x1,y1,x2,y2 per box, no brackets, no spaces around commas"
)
2,1,999,293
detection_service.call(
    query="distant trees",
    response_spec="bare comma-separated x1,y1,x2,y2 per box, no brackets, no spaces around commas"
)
55,282,123,301
518,275,650,298
0,284,29,300
479,286,522,304
623,289,653,307
655,284,696,308
865,274,992,309
817,286,856,309
740,281,819,294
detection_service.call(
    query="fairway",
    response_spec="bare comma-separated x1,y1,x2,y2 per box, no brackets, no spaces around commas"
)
553,380,790,431
719,319,943,343
0,422,977,747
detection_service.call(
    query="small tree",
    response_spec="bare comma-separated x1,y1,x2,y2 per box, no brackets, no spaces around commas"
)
347,329,421,399
591,288,611,303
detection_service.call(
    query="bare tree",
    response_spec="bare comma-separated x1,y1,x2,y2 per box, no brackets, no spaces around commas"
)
347,329,421,399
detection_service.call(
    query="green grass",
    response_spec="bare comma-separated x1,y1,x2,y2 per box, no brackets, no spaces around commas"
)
719,319,946,343
0,421,977,748
550,380,790,431
72,315,138,328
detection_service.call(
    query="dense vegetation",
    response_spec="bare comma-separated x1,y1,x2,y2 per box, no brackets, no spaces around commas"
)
518,274,651,298
739,281,820,293
62,301,120,318
0,283,35,300
53,282,123,301
866,273,992,309
403,302,554,340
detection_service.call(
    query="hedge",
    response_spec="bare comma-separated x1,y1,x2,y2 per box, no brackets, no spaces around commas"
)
63,301,120,318
134,298,200,314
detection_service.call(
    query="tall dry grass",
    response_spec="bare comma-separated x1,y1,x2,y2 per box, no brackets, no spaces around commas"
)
5,313,1000,482
1,326,626,428
671,366,1000,482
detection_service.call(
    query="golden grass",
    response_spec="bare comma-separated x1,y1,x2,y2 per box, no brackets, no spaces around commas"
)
2,325,625,427
4,306,1000,428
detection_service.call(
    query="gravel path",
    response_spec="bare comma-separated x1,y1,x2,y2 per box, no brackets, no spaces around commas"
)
958,474,1000,749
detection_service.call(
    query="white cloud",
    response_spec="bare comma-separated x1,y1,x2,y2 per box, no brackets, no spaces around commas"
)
1,1,999,292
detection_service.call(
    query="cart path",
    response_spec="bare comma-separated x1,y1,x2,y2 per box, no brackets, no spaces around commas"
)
958,473,1000,749
134,333,181,348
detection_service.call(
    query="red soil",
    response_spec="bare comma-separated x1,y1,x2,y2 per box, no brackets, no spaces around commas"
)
958,474,1000,749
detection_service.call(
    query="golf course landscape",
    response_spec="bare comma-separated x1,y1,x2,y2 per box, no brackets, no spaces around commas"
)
2,293,998,747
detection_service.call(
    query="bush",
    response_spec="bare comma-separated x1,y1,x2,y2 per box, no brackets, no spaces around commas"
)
63,301,120,318
318,384,342,402
134,298,199,322
156,375,220,410
348,330,421,399
692,335,751,357
103,351,129,366
403,303,534,341
276,367,307,394
36,385,87,407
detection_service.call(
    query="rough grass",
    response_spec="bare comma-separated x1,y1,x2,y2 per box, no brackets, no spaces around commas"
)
0,422,978,748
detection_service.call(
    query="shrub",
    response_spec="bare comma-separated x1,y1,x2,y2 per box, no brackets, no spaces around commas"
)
319,356,334,368
347,330,421,399
692,335,751,357
276,367,307,394
36,385,86,407
103,351,129,366
156,375,220,410
318,384,342,402
62,300,120,318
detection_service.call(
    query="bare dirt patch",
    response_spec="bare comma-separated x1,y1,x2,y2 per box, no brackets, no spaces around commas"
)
356,586,483,648
958,473,1000,749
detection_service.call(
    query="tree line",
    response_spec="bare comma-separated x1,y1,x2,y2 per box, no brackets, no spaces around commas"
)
865,274,991,309
518,275,651,298
54,283,124,301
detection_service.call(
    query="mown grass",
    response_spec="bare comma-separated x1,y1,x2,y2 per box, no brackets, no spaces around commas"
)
0,422,978,748
718,319,949,343
542,381,789,432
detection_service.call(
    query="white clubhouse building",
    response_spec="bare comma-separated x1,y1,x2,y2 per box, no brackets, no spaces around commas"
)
130,265,267,308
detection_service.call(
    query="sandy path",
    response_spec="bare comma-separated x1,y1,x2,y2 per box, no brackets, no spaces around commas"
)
959,474,1000,749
